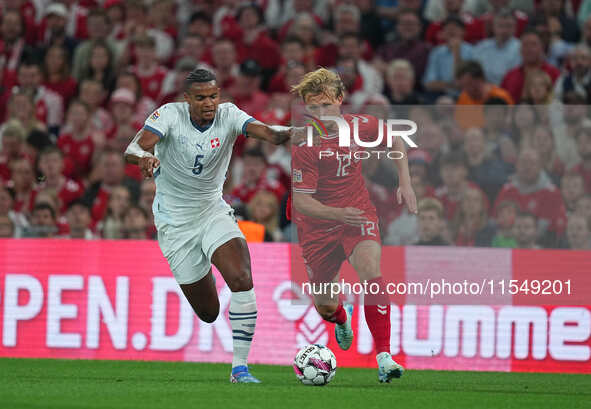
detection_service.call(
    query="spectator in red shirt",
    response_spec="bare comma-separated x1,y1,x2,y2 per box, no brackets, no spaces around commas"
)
57,100,99,180
494,148,567,243
561,172,586,213
37,146,84,214
229,59,269,116
209,38,239,91
148,0,178,41
500,30,560,102
172,34,209,70
425,1,486,45
36,3,79,58
480,0,529,38
96,184,130,239
268,37,310,93
572,124,591,193
43,44,77,106
130,35,168,102
83,149,139,224
435,151,489,221
0,10,30,84
453,186,495,246
232,147,286,205
115,70,156,125
5,91,47,138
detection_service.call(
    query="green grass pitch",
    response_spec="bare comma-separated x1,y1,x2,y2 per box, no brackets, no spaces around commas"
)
1,358,589,409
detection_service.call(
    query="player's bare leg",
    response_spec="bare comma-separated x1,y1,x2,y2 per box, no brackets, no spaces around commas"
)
211,237,261,383
313,275,354,351
349,240,404,382
180,270,219,323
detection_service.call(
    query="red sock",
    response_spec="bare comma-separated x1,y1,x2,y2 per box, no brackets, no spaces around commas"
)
364,277,391,354
328,304,347,325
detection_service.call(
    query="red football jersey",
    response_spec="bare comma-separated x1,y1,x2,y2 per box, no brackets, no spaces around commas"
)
57,133,95,181
132,65,168,101
291,114,384,234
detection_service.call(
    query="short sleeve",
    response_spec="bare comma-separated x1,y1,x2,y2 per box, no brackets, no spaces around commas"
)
143,104,176,139
227,103,255,137
292,146,319,194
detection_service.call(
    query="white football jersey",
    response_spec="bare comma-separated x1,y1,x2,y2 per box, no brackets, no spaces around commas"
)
143,102,254,227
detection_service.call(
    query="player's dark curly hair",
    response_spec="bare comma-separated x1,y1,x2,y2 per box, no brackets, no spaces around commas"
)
185,68,216,89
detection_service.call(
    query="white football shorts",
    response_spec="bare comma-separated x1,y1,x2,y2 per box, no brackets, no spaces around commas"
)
157,206,245,285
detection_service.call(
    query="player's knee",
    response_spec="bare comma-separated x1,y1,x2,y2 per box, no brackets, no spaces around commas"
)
197,305,219,323
316,304,338,321
226,268,253,292
353,254,380,278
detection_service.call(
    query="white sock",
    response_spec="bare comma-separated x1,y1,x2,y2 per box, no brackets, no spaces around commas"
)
229,288,257,369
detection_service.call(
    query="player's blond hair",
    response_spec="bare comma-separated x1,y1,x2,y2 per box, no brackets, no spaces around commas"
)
290,68,345,101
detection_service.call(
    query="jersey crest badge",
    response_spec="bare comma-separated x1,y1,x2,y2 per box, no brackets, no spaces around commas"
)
210,137,220,148
150,110,160,121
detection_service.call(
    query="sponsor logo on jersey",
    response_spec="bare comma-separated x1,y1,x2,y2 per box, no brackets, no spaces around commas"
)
151,111,160,121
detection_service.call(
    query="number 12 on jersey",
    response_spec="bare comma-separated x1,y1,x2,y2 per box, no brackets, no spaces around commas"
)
360,221,376,236
336,156,351,177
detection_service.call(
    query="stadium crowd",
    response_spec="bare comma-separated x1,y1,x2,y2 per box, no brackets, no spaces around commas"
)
0,0,590,249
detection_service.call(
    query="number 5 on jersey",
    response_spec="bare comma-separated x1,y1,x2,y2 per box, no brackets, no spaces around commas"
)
192,154,204,175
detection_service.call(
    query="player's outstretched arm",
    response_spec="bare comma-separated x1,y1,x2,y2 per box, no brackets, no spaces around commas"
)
124,129,160,178
245,120,306,146
293,192,367,226
392,136,417,214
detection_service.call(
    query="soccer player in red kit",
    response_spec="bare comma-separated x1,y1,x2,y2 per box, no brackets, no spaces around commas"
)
290,68,417,383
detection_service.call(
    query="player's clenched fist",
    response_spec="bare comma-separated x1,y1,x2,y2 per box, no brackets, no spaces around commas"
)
338,207,366,226
139,156,160,178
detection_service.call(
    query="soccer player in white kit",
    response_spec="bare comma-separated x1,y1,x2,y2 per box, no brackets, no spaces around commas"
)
124,68,293,383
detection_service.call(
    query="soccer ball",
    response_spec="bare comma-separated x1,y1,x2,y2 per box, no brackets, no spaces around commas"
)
293,344,337,386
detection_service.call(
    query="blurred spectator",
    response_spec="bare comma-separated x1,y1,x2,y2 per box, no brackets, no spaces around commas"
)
108,87,142,141
453,186,495,246
553,45,591,103
0,185,27,236
247,190,282,242
24,203,58,238
530,125,565,184
234,3,281,77
268,37,310,93
521,69,554,104
384,59,423,105
72,8,117,81
425,0,486,45
83,149,139,223
0,214,15,238
286,13,320,65
148,0,178,41
43,45,77,106
376,9,431,83
37,146,84,214
210,38,240,90
575,194,591,226
78,78,114,135
17,60,64,133
5,91,47,136
415,197,449,245
561,172,586,212
0,10,30,87
130,35,168,102
123,205,150,239
230,60,269,115
160,57,200,104
97,185,131,239
572,123,591,192
173,34,209,70
332,32,383,95
509,103,538,153
232,147,286,205
435,151,489,221
0,119,32,182
564,214,591,249
38,4,78,58
269,0,327,33
116,71,156,125
464,127,510,201
423,16,474,96
80,40,116,93
501,30,560,102
455,60,514,129
57,100,99,180
480,0,529,38
356,0,385,49
7,158,37,215
514,211,540,249
64,200,95,239
530,14,574,68
494,148,567,241
491,200,519,248
540,0,580,44
186,11,213,41
552,94,586,167
473,9,522,85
